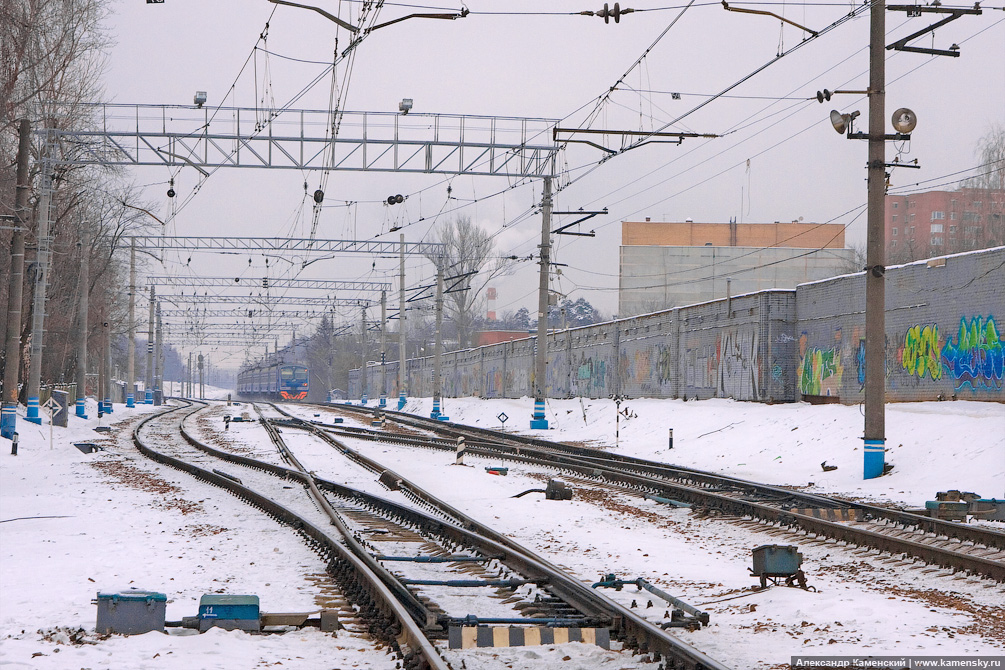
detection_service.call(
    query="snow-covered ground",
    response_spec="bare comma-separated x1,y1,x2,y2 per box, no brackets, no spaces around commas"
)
1,392,1002,669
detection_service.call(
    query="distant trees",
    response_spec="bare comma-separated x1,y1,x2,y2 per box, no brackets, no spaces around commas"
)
547,297,604,328
425,216,517,349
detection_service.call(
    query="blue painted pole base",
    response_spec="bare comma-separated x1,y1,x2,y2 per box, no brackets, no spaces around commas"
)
360,394,368,406
397,392,407,411
25,397,41,425
104,398,113,414
530,399,548,430
1,404,16,439
430,398,441,420
126,394,135,408
75,399,88,420
379,394,387,408
863,438,886,479
144,390,153,405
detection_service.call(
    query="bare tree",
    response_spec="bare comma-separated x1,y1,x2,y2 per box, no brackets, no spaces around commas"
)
961,123,1005,191
425,216,516,349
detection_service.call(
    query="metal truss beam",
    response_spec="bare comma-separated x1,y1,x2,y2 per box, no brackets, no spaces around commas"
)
160,309,334,319
164,323,300,332
52,104,559,178
129,235,444,256
158,295,362,307
147,276,390,291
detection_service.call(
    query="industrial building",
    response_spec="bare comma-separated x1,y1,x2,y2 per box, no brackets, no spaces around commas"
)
618,219,856,317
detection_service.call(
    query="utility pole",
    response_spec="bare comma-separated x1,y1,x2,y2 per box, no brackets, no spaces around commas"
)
188,351,193,398
103,317,112,413
154,302,163,405
25,126,54,426
397,233,407,410
431,264,445,420
359,303,368,404
126,238,136,407
379,290,387,408
530,176,552,429
862,0,887,479
145,286,155,403
1,120,31,438
97,317,105,416
76,222,89,418
198,353,204,399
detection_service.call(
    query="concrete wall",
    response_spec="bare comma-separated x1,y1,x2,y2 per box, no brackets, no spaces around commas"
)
352,247,1004,404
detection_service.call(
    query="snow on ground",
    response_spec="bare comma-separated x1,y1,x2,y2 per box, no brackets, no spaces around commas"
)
1,392,1002,669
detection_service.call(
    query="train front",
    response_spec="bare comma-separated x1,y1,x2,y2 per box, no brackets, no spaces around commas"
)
278,365,309,400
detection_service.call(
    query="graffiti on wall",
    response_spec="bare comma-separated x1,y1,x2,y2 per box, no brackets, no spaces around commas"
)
799,329,844,396
941,315,1003,392
573,355,607,395
901,324,943,381
656,345,674,385
717,329,759,399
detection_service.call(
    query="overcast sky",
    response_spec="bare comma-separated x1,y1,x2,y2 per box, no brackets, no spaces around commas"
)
100,0,1005,363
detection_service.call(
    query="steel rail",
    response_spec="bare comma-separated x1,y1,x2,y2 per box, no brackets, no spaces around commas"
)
318,404,1005,581
132,401,448,670
266,410,733,669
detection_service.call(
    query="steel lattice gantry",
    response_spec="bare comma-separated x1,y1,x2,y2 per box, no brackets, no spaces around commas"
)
129,236,444,257
160,309,343,319
147,276,390,292
157,295,363,307
54,104,559,178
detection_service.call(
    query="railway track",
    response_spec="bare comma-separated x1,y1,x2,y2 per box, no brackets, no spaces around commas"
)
291,402,1005,583
138,400,734,669
134,400,446,670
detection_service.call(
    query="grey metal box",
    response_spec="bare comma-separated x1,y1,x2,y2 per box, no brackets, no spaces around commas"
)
94,590,166,635
751,545,802,576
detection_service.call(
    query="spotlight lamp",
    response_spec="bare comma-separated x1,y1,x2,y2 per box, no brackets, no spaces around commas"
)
891,108,918,134
829,109,860,135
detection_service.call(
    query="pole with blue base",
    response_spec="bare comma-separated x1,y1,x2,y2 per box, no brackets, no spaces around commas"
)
530,399,548,430
0,404,16,439
863,438,885,479
75,398,88,419
25,397,41,425
397,390,407,411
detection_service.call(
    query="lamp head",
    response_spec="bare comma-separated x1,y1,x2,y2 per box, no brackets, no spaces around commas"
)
829,109,860,134
891,107,917,134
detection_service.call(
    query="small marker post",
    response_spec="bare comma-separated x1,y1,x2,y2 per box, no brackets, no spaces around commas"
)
10,432,18,456
668,428,674,450
455,436,466,466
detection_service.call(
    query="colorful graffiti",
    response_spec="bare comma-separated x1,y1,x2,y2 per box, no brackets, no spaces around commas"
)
901,324,943,381
656,345,674,385
940,315,1003,392
799,347,844,396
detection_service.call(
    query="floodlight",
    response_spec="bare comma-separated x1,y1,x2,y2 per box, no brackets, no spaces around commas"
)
829,109,859,134
194,91,207,108
399,98,413,114
891,108,917,134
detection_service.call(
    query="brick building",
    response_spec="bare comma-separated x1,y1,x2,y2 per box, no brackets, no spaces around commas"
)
618,220,854,317
885,187,1005,262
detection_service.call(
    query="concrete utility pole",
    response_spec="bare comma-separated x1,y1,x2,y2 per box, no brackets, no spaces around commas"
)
359,303,368,404
531,176,553,429
126,239,136,407
431,264,445,420
187,351,193,398
154,302,163,405
397,233,407,410
103,318,112,413
25,127,55,426
97,318,105,415
75,223,90,418
2,121,32,438
145,286,155,403
379,290,387,408
198,353,204,399
862,0,887,479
